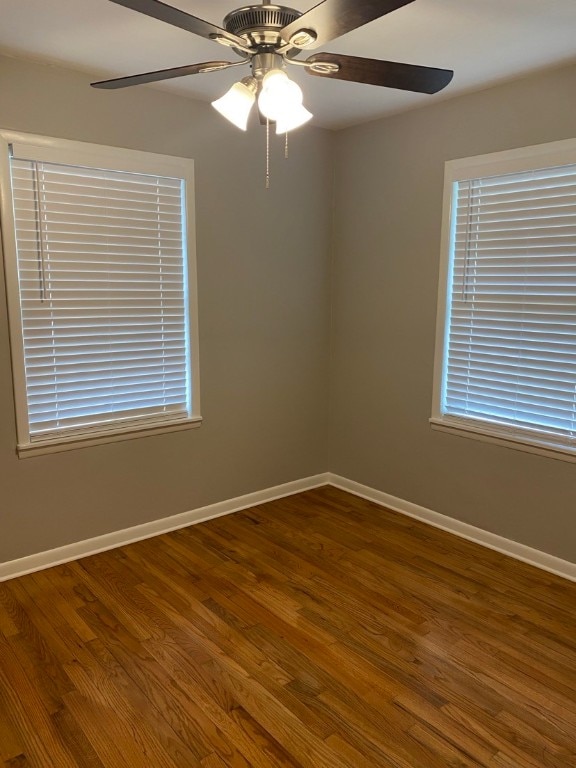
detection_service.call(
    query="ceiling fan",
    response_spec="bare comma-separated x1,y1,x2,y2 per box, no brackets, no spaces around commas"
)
92,0,454,132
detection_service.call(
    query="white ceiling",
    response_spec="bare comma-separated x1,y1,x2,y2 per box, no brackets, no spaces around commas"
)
2,0,576,129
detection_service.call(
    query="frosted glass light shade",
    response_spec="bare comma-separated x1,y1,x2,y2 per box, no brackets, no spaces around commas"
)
258,69,304,122
275,104,313,134
212,81,256,130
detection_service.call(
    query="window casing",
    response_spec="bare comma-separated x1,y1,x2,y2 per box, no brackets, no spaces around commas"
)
432,138,576,461
0,131,200,456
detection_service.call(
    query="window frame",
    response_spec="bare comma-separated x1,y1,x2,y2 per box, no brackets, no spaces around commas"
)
0,129,201,457
431,137,576,463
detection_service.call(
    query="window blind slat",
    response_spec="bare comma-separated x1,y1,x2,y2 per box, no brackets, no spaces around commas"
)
31,404,188,436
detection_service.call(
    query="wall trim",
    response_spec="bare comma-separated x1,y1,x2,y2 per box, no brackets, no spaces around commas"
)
2,472,575,584
328,474,576,583
0,473,331,582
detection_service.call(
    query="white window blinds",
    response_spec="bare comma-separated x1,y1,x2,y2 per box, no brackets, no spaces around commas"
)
442,162,576,451
8,149,192,443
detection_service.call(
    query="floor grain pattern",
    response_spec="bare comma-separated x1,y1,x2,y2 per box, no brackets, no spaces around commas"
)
1,486,575,767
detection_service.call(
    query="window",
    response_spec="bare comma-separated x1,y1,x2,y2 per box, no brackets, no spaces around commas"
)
432,138,576,461
0,131,200,456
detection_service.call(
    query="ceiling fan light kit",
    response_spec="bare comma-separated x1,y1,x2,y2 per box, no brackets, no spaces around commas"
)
93,0,454,182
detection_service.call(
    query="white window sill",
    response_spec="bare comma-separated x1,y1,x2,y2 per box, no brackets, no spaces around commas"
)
430,417,576,464
17,417,203,458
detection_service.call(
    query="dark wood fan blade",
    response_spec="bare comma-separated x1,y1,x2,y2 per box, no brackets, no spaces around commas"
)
305,53,453,93
108,0,246,47
281,0,415,49
91,61,235,89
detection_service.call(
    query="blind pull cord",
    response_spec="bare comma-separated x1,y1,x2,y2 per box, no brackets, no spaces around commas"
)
32,161,48,303
462,180,478,304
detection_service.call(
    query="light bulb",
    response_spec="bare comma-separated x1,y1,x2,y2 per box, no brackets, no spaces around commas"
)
262,69,289,92
212,79,256,131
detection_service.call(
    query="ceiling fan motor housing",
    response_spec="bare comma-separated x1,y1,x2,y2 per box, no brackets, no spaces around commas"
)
224,4,302,47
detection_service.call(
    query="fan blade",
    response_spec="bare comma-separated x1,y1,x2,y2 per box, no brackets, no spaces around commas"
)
281,0,415,49
91,61,236,89
305,53,453,93
108,0,246,47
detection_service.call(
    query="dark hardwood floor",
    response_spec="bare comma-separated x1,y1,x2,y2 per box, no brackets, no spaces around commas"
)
1,486,575,767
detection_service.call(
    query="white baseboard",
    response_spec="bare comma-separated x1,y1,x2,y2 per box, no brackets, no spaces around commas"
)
0,473,331,582
328,473,576,583
2,471,575,584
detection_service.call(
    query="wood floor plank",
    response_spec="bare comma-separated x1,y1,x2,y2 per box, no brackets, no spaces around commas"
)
0,636,78,768
141,636,306,768
407,722,485,768
1,487,575,767
0,683,25,765
394,690,499,765
49,707,105,768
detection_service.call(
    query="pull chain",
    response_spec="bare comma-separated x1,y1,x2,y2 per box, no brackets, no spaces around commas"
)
284,131,289,159
265,118,270,189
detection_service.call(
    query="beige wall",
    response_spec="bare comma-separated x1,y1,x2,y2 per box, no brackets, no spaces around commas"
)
0,56,333,562
331,62,576,563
